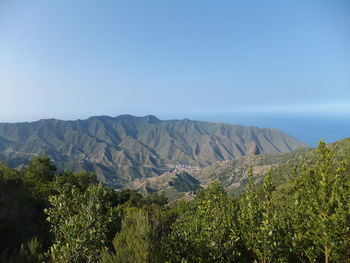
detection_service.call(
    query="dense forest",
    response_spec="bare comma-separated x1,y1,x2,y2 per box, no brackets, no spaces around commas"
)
0,140,349,263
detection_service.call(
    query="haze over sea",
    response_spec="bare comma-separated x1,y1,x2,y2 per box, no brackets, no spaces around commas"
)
158,113,350,147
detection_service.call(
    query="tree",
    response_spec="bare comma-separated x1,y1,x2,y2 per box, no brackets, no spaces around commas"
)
0,164,45,257
101,207,151,263
53,171,97,192
292,140,350,262
238,166,261,262
0,237,45,263
1,161,53,256
257,169,288,262
166,181,243,262
23,155,56,200
45,184,120,263
238,167,287,262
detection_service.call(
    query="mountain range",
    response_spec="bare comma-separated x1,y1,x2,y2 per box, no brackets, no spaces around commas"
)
0,115,308,188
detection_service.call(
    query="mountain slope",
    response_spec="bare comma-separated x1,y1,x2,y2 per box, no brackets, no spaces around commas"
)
0,115,308,187
130,148,310,199
135,138,349,200
194,138,350,196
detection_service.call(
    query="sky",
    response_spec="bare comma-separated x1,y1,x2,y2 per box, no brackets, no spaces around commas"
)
0,0,350,122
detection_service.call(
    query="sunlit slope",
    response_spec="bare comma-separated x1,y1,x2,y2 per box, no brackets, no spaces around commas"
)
0,115,308,187
135,138,349,199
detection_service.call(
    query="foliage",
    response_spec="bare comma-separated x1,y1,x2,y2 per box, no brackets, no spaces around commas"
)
166,181,243,262
45,184,120,263
102,207,151,263
53,171,98,191
291,140,350,262
0,160,51,256
238,166,289,262
0,139,349,262
0,237,45,263
23,155,56,200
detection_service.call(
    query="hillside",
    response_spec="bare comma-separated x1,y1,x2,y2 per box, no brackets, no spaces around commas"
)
134,138,350,199
129,148,310,199
0,115,308,187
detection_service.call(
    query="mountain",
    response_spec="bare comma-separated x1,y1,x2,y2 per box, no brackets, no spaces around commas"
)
134,138,349,200
128,148,310,199
0,115,308,188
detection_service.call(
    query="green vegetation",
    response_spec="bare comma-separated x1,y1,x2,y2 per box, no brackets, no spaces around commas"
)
0,139,349,262
46,184,120,263
102,207,151,263
166,182,242,262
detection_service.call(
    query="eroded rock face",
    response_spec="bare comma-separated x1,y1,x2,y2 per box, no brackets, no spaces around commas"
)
247,141,260,155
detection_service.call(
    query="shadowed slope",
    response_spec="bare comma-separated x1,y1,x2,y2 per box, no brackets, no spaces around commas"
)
0,115,308,187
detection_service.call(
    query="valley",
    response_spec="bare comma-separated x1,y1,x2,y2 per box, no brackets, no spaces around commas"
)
0,115,308,189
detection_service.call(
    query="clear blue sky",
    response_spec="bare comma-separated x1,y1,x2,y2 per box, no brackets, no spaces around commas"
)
0,0,349,122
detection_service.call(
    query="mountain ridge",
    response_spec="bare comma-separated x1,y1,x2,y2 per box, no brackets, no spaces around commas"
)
0,115,308,187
